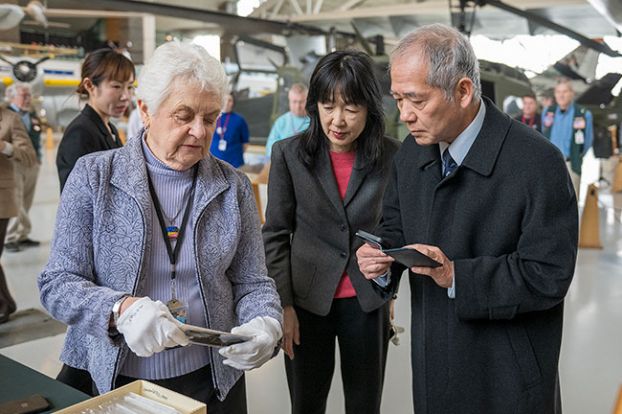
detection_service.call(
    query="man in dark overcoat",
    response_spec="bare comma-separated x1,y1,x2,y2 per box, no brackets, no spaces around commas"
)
356,24,578,414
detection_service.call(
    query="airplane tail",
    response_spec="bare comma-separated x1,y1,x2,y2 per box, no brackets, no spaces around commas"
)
576,72,622,106
530,44,601,94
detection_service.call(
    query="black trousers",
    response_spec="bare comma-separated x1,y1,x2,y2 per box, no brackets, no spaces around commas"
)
286,297,390,414
56,364,96,396
116,364,247,414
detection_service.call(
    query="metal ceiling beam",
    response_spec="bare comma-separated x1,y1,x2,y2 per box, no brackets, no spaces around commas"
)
52,0,351,36
45,8,147,18
272,0,286,18
314,0,324,14
248,0,281,18
287,0,586,22
288,0,304,15
484,0,621,57
338,0,368,13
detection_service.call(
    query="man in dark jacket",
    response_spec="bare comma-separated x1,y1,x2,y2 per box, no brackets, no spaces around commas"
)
541,78,593,199
514,93,542,133
356,24,577,414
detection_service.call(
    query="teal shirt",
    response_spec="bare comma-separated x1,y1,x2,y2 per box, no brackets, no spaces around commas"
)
265,112,310,158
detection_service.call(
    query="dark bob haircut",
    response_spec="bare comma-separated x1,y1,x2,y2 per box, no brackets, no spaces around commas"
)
77,48,135,98
297,50,386,168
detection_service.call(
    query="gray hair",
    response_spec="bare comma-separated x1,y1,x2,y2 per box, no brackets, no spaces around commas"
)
136,41,229,114
5,82,32,100
555,77,575,93
391,24,481,101
289,82,308,95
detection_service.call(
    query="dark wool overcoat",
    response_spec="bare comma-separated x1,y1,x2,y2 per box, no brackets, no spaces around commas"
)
380,98,578,414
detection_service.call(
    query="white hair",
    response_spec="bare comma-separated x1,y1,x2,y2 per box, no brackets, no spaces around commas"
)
136,41,229,114
5,82,32,100
391,24,481,101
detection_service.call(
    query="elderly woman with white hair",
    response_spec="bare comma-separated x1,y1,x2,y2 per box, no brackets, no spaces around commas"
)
39,41,283,413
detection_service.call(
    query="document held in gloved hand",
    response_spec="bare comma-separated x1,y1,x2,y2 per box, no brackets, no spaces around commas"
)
181,324,252,347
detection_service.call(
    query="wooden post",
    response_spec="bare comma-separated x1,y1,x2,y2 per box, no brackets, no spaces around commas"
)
251,181,264,225
578,183,602,249
613,157,622,193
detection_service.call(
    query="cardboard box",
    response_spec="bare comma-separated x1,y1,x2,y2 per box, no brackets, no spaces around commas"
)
54,380,206,414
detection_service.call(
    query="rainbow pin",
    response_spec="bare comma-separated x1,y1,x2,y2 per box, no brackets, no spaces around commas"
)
166,226,179,239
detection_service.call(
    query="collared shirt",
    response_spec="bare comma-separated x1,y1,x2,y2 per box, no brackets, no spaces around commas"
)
439,99,486,299
265,112,310,158
209,111,250,168
438,98,486,167
549,104,593,158
10,103,31,132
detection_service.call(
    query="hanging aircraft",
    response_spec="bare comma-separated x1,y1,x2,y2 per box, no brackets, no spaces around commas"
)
7,0,620,139
0,42,82,128
0,1,48,30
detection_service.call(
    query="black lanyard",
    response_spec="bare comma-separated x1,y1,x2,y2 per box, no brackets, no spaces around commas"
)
146,164,199,282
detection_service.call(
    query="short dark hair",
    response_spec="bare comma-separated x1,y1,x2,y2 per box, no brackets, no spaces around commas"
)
522,94,536,100
298,50,386,168
77,48,135,97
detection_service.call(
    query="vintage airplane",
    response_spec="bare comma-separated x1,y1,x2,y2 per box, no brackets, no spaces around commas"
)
0,42,82,128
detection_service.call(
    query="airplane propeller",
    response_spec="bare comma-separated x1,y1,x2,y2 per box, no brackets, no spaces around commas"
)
0,54,51,83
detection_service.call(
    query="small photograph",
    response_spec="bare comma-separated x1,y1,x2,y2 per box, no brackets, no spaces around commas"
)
180,324,251,348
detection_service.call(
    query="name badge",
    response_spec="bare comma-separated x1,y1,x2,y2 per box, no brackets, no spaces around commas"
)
574,130,585,145
573,117,586,130
544,113,554,128
166,298,188,324
218,139,227,151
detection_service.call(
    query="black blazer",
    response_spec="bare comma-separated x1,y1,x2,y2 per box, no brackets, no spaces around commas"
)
56,104,122,192
381,98,577,414
262,135,400,316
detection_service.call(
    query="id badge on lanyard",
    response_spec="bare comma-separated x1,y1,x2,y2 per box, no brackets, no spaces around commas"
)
146,165,199,324
217,113,231,152
218,139,227,151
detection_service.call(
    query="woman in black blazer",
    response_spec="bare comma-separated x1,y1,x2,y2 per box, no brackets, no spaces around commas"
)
56,48,135,192
262,50,400,414
54,48,134,393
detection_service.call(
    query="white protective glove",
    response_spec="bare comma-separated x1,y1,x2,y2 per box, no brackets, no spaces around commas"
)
116,297,189,357
218,316,282,370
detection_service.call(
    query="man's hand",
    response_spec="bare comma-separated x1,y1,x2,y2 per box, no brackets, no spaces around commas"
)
282,306,300,360
356,243,395,280
407,244,454,288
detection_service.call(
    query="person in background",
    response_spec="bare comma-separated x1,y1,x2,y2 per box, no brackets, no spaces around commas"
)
542,78,593,199
262,50,400,414
39,41,282,413
209,93,250,168
53,47,135,394
0,105,36,323
264,83,309,159
357,24,577,414
56,48,135,193
540,89,554,115
4,83,43,252
514,93,541,133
